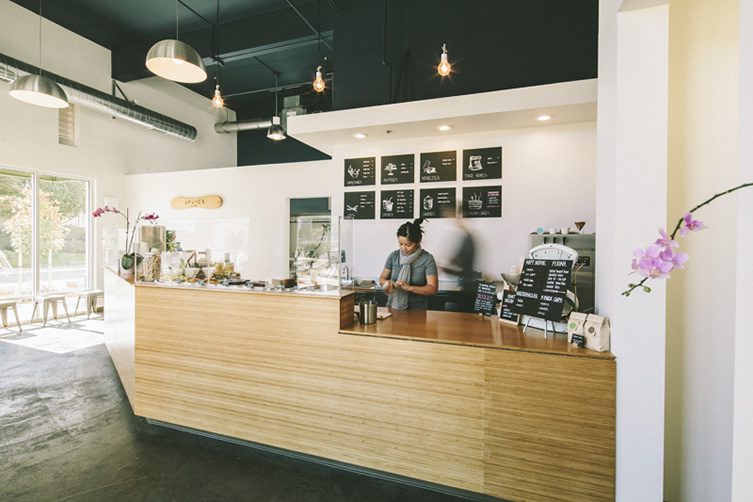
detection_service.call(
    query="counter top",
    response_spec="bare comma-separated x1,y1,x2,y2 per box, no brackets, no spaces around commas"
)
340,309,614,359
135,280,353,299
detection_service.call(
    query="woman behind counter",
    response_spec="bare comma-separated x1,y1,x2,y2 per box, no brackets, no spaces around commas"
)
379,218,438,310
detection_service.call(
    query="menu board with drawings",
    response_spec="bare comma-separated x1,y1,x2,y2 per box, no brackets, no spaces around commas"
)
473,282,497,316
344,157,376,186
381,154,414,184
419,151,457,183
380,190,414,219
511,259,573,322
344,191,376,220
462,185,502,218
419,188,456,218
462,146,502,180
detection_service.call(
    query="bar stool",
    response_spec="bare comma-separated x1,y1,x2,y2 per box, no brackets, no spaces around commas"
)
30,295,71,327
0,300,23,332
74,290,104,319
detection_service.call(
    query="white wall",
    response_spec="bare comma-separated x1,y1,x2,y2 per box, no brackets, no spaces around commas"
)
125,121,596,283
0,0,236,288
665,0,739,500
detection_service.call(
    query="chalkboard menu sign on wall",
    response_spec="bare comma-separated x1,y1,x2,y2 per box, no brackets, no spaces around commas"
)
344,191,376,219
380,190,414,219
419,188,456,218
511,259,573,321
344,157,376,186
462,185,502,218
419,151,457,183
499,289,520,325
463,147,502,180
473,282,497,316
381,154,414,185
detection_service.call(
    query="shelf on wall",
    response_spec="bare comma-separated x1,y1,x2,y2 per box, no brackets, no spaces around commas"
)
286,79,597,153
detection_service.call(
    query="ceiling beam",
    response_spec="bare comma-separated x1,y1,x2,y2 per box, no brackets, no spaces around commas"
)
202,32,333,68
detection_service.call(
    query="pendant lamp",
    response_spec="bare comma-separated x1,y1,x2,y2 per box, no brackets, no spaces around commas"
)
9,0,68,109
146,0,207,83
267,73,286,141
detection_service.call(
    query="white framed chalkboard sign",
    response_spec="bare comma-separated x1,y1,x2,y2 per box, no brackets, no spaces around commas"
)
499,289,520,325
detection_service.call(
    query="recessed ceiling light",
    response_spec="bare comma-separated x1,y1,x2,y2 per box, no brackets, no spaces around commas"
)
437,124,452,131
536,114,553,122
353,133,367,139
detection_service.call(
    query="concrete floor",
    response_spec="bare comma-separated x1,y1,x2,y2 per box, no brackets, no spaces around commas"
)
0,329,469,502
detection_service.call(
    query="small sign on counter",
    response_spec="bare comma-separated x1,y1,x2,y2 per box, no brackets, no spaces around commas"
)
511,259,573,322
473,282,497,316
499,289,520,325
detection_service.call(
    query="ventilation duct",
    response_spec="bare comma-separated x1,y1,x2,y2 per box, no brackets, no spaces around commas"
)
214,118,272,134
0,52,198,142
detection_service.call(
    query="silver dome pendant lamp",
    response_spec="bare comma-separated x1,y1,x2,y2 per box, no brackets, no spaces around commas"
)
146,0,207,83
9,0,69,109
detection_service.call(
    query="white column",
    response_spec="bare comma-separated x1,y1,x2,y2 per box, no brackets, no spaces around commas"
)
597,1,669,500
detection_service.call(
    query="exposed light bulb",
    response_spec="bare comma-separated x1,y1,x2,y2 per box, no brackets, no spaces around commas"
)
313,66,325,93
437,43,451,77
211,85,224,108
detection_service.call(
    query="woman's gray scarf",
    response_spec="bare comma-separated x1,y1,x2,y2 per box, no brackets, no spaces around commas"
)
391,247,423,310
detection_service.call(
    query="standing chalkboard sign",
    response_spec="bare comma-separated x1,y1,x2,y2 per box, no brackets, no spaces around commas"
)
499,289,520,325
511,259,572,322
473,282,497,316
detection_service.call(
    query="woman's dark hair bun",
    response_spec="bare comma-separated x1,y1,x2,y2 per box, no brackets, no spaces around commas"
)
397,218,426,243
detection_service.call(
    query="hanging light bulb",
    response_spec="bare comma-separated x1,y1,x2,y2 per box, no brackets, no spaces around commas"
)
313,66,325,93
437,43,451,77
211,84,224,108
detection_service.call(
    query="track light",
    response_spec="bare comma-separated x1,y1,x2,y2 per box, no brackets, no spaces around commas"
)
437,43,451,77
145,0,207,83
313,66,325,93
211,84,224,109
9,0,69,109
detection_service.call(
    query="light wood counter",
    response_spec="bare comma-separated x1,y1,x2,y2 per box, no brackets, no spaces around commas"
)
341,309,615,359
110,282,615,501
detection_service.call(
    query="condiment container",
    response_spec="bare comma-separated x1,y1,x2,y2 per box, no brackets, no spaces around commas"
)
359,300,377,325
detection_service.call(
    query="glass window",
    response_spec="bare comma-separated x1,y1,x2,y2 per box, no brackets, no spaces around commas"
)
39,175,89,294
0,169,33,298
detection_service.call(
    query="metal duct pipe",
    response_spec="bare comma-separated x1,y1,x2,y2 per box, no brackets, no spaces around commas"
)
0,52,198,142
214,118,272,134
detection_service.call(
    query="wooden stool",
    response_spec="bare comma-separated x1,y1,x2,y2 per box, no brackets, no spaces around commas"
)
0,300,23,332
74,290,104,319
30,295,71,327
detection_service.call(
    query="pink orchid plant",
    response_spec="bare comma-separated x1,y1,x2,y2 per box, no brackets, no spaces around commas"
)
624,182,751,295
92,205,159,270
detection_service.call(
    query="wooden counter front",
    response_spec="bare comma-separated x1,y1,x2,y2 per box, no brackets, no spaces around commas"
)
127,284,614,501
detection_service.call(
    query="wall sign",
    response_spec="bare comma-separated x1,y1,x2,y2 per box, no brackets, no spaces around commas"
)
344,157,376,186
170,195,223,210
462,185,502,218
381,154,414,184
462,147,502,180
511,259,573,322
499,289,520,325
380,189,414,219
419,188,456,218
344,191,376,219
419,151,456,183
473,282,497,316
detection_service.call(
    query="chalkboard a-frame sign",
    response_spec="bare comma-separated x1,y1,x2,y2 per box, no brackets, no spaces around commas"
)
511,259,573,322
499,289,520,325
473,282,497,316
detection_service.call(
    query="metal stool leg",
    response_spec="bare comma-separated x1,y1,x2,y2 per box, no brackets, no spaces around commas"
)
86,294,93,319
1,307,7,328
42,300,50,327
30,301,38,326
74,295,82,317
11,304,22,331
